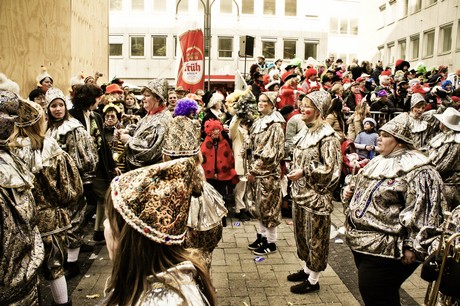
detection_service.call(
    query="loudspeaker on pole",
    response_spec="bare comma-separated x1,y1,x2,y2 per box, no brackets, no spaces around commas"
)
239,35,254,57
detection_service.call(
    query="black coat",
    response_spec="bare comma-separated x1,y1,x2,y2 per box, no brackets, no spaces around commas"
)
69,108,116,180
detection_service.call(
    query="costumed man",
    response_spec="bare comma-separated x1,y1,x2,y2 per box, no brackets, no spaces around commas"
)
247,91,285,255
286,90,342,294
301,68,322,94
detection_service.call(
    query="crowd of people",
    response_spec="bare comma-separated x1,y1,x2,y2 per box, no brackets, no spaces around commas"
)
0,53,459,305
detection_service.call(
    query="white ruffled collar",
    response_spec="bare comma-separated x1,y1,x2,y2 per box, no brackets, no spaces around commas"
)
360,149,430,179
251,110,285,134
429,130,460,148
294,124,335,148
47,118,83,139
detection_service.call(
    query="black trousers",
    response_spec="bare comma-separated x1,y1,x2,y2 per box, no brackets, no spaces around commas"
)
352,251,419,306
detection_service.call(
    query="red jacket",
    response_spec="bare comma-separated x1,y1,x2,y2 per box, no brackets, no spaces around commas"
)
201,135,237,181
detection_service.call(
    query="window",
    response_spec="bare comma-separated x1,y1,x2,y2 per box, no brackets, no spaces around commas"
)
304,41,318,59
110,0,122,11
410,0,421,13
329,17,338,34
130,36,145,57
178,0,188,13
152,36,166,57
220,0,232,13
262,40,276,59
242,0,254,14
218,37,233,58
285,0,296,16
387,43,395,66
153,0,166,12
410,35,420,59
264,0,276,15
423,30,435,57
402,0,408,17
330,17,358,35
109,36,123,56
350,19,359,35
132,0,144,10
398,40,407,60
439,24,452,53
283,40,296,59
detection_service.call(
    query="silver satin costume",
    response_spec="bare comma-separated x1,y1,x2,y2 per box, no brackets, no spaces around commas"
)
125,108,172,168
428,130,460,210
345,149,447,261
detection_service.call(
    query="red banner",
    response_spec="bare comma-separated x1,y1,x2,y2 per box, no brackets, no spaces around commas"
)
176,29,205,93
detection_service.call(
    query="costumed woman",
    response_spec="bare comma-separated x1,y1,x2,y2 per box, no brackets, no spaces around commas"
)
9,97,83,306
118,78,172,170
45,87,99,280
342,115,447,306
428,107,460,210
102,157,216,305
246,91,285,255
162,98,227,271
286,90,342,294
0,90,44,306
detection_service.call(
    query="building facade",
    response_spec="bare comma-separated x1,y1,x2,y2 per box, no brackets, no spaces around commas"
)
361,0,460,71
109,0,364,90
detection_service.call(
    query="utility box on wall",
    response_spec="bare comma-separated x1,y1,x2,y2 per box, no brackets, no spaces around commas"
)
0,0,109,98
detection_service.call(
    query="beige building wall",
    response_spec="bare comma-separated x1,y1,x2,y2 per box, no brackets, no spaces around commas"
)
0,0,108,98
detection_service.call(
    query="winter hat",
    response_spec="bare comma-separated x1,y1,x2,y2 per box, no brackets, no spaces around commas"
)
105,84,124,95
145,78,169,103
433,107,460,132
110,157,198,245
45,87,66,108
204,119,223,136
0,90,20,140
259,91,278,106
36,66,53,86
410,93,427,109
269,69,280,81
282,72,298,84
394,59,410,72
363,117,377,127
70,72,85,87
380,70,392,77
305,90,331,117
380,115,413,145
410,83,430,95
408,79,420,87
290,58,303,69
377,89,388,97
305,68,318,79
0,73,20,95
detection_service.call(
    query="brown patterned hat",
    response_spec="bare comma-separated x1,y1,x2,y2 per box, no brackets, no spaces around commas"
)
162,116,200,157
0,90,20,140
380,114,413,145
110,157,197,245
15,99,43,128
145,78,169,102
306,90,331,117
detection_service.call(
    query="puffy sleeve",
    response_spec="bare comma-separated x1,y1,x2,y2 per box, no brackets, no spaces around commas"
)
249,122,285,176
399,167,447,260
41,151,84,207
305,135,342,193
430,142,460,177
66,127,98,183
126,119,169,167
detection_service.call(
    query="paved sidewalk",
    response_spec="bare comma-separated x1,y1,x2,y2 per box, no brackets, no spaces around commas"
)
71,202,426,305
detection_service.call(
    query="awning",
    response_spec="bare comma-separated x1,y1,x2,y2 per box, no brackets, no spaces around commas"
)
204,75,235,82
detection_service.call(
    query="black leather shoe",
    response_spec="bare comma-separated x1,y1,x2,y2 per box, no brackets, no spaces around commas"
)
290,280,320,294
287,270,309,282
93,231,105,242
64,261,80,281
236,211,250,221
